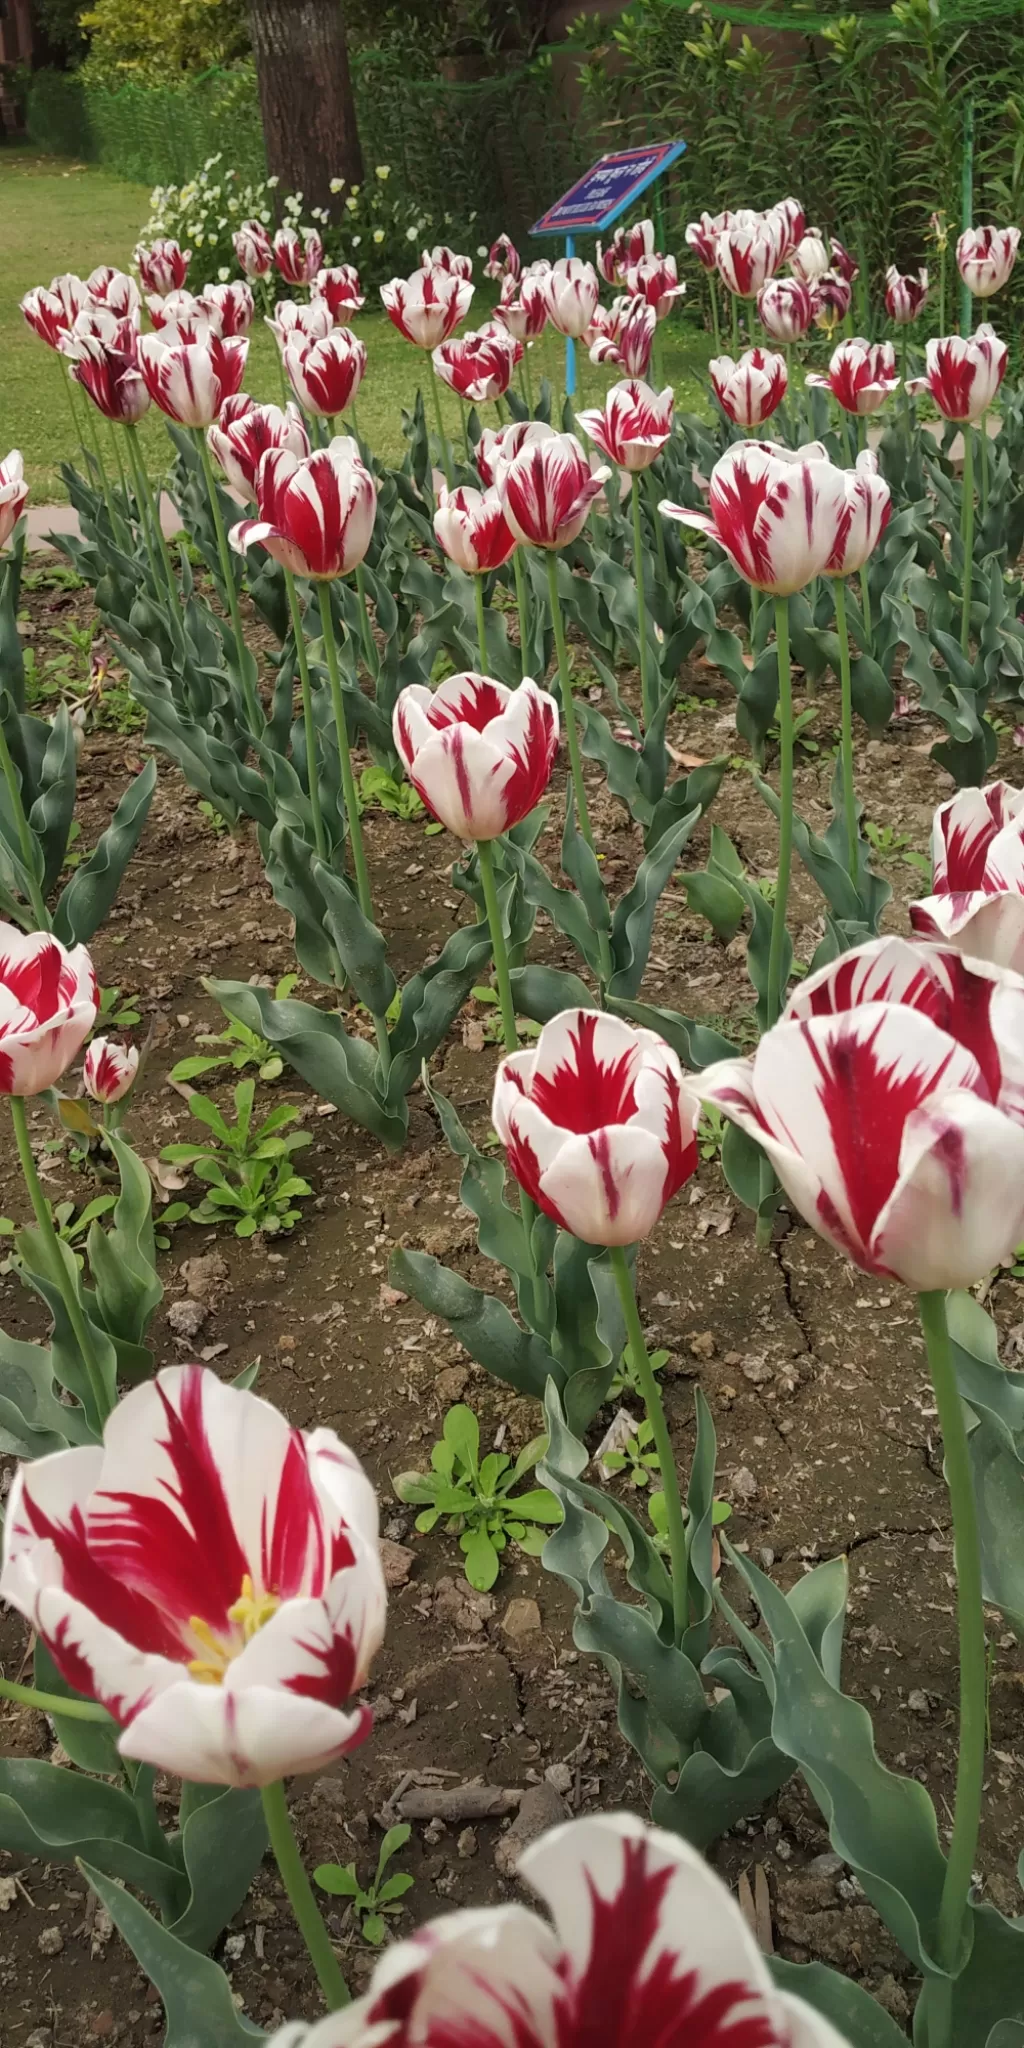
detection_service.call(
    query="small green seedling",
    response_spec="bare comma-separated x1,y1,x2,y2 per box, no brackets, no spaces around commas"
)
609,1344,669,1401
863,821,931,878
198,799,231,835
697,1104,728,1163
393,1404,562,1591
358,765,425,822
0,1193,117,1275
169,977,299,1085
314,1824,415,1946
160,1078,312,1238
469,986,541,1044
603,1416,661,1488
99,986,142,1030
649,1492,732,1556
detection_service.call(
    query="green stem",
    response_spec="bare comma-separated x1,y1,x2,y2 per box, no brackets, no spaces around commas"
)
939,244,948,339
545,548,594,855
901,330,911,437
123,424,168,606
459,394,472,468
766,595,794,1030
512,546,530,679
609,1245,688,1644
859,563,872,652
128,426,181,623
196,433,263,735
353,561,377,681
730,290,740,355
284,569,328,865
960,424,975,656
523,345,536,417
316,584,374,925
978,414,989,521
59,356,87,460
477,837,518,1050
0,1677,112,1723
260,1780,350,2011
631,474,653,727
474,572,488,671
429,361,455,491
833,576,859,886
0,713,49,928
646,468,670,594
652,318,666,394
709,271,722,354
10,1095,110,1425
917,1290,987,1979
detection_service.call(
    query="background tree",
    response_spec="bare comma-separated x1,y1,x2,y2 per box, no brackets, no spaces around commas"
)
246,0,362,213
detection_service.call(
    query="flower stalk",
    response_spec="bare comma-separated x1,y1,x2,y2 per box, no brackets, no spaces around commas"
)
610,1245,688,1643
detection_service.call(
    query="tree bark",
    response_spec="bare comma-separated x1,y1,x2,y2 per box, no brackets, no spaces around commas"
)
247,0,363,214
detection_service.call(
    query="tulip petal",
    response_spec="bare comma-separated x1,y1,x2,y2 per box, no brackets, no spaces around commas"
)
119,1679,371,1787
875,1087,1024,1289
536,1123,676,1244
910,891,1024,973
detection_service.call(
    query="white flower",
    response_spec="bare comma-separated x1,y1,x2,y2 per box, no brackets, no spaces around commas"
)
406,225,418,241
218,266,231,282
376,165,391,180
372,230,384,245
266,174,279,188
330,177,344,194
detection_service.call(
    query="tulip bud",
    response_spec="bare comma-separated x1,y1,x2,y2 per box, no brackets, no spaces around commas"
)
63,323,150,427
956,224,1020,299
757,276,814,342
84,1037,139,1105
709,348,787,428
789,232,830,285
233,219,273,278
577,380,674,473
273,225,324,286
0,451,29,550
433,486,517,573
884,265,929,325
135,239,191,296
394,672,558,842
716,212,782,297
0,925,97,1093
541,257,601,339
498,431,609,550
484,234,521,283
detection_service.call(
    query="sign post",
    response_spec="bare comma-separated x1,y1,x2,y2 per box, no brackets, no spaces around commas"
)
531,141,687,398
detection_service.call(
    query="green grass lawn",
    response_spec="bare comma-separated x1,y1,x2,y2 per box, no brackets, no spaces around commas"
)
0,147,714,504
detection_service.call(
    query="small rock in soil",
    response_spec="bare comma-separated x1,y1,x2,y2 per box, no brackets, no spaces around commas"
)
731,1466,758,1501
0,1875,17,1910
544,1763,573,1795
434,1365,470,1406
457,1827,478,1857
501,1597,541,1642
180,1254,230,1301
380,1539,416,1589
166,1298,209,1340
494,1784,568,1879
433,1577,495,1633
37,1925,64,1955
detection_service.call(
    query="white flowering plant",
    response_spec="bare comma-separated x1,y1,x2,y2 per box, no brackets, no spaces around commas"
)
138,156,479,294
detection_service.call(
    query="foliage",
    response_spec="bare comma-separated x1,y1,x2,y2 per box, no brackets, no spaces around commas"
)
393,1404,562,1591
78,0,249,86
159,1079,312,1238
314,1825,415,1946
168,975,297,1085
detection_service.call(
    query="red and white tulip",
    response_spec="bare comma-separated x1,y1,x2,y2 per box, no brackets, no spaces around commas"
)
422,245,473,281
200,282,254,338
716,211,782,297
770,197,806,260
806,337,900,416
20,286,72,351
810,272,852,333
493,1010,700,1246
824,449,891,577
208,397,310,500
910,782,1024,970
0,452,28,551
905,326,1007,422
273,226,324,287
0,925,97,1094
312,265,365,319
265,1812,849,2048
230,437,376,580
137,331,248,428
86,266,140,323
476,418,556,488
956,224,1020,299
885,266,929,324
499,431,610,550
62,322,150,427
590,297,656,379
660,439,849,595
83,1037,138,1106
394,672,557,842
541,257,601,340
233,219,273,279
710,347,788,428
596,224,630,285
0,1365,386,1787
484,234,521,283
47,273,90,328
685,210,732,272
494,270,548,343
283,329,366,419
625,252,685,321
433,486,517,574
757,275,814,342
829,236,859,283
432,329,518,404
135,239,190,296
577,380,674,473
789,231,830,285
266,298,334,353
147,288,207,333
380,269,473,349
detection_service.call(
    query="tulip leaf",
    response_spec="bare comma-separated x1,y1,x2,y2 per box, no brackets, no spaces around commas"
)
504,840,605,978
27,705,77,893
605,993,738,1071
32,1639,123,1776
390,1247,559,1405
260,820,346,986
208,979,405,1148
167,1785,268,1952
0,1761,186,1923
946,1292,1024,1634
53,757,158,948
561,783,612,943
80,1863,266,2045
608,811,699,999
0,526,27,710
383,908,495,1108
510,964,596,1024
84,1130,162,1381
0,1326,94,1456
768,1959,909,2046
313,856,398,1021
422,1077,540,1310
915,1902,1024,2045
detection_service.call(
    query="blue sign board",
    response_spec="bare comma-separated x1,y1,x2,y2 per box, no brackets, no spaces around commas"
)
531,141,687,239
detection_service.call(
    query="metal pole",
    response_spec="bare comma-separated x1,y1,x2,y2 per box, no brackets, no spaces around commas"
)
564,232,576,400
960,97,974,337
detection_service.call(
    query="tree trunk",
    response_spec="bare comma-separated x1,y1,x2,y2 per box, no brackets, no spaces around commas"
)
247,0,363,214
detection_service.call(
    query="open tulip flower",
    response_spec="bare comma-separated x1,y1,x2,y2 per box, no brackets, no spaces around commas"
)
495,270,548,342
660,439,849,595
715,210,783,297
433,485,517,574
394,671,557,842
771,196,806,260
273,225,324,286
0,925,97,1094
476,417,556,487
20,286,73,351
885,265,929,324
267,1812,849,2048
829,236,859,283
484,233,521,283
905,325,1007,422
137,329,249,429
422,244,474,280
625,252,686,321
577,379,674,472
710,347,788,429
83,1036,139,1106
596,224,631,285
499,430,609,550
45,272,90,330
266,298,334,352
0,452,30,550
208,396,310,500
910,781,1024,970
590,297,656,379
199,281,255,338
230,436,376,580
806,338,900,416
956,223,1021,298
700,957,1024,1291
789,230,830,285
493,1010,700,1246
541,257,601,339
86,266,140,323
432,329,518,404
686,208,735,272
312,264,365,319
380,267,474,349
0,1364,387,1786
810,271,852,335
62,323,150,427
147,287,207,333
135,238,191,296
233,218,274,278
825,448,891,575
757,275,814,342
284,329,367,419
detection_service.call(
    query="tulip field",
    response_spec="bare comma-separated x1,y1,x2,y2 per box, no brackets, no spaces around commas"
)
5,183,1024,2048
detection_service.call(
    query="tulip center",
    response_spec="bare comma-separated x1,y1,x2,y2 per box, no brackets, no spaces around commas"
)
187,1574,281,1685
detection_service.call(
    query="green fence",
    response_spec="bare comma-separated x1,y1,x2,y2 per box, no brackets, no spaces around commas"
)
25,67,266,189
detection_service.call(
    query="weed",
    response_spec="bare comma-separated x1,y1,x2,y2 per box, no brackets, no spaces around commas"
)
169,977,298,1085
314,1825,415,1946
160,1078,312,1238
864,820,931,878
609,1344,669,1401
649,1492,732,1556
357,764,425,823
393,1404,562,1591
603,1416,661,1488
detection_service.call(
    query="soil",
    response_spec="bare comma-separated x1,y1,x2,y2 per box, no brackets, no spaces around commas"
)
2,567,1024,2046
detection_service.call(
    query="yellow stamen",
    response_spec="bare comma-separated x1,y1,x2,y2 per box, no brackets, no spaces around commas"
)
186,1576,281,1685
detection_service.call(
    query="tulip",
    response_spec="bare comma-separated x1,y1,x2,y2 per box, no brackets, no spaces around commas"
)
0,925,95,1092
499,430,608,553
716,212,782,298
394,671,557,843
810,271,852,335
905,324,1007,423
20,286,72,351
422,244,473,280
200,282,255,338
0,1363,386,1785
86,266,140,322
0,451,29,551
770,196,806,259
273,225,324,286
266,298,334,352
484,233,521,283
136,330,249,428
830,235,859,283
625,252,685,322
806,337,900,416
578,380,674,724
823,449,892,878
62,323,150,427
494,270,548,343
757,275,814,343
596,224,630,284
233,218,274,279
541,257,601,339
709,346,787,428
789,230,830,285
910,782,1024,971
380,267,473,348
48,273,90,327
660,437,848,596
956,223,1020,298
312,264,365,318
685,210,730,272
135,239,191,296
432,329,517,404
283,329,366,419
147,288,208,333
83,1036,139,1106
433,485,517,575
263,1812,850,2048
590,297,656,379
885,265,929,325
476,417,556,488
208,397,310,500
